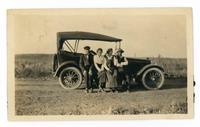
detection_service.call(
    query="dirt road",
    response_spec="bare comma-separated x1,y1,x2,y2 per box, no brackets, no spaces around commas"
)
15,79,187,115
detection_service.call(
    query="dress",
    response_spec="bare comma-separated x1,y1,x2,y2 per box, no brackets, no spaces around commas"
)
93,55,106,85
104,55,117,88
97,64,106,83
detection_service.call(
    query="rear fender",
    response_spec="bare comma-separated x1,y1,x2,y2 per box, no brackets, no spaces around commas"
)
54,61,80,77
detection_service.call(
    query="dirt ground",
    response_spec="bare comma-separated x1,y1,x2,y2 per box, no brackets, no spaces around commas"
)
15,79,187,115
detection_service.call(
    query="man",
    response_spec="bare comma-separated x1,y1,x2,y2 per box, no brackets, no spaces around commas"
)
79,46,94,93
114,48,130,92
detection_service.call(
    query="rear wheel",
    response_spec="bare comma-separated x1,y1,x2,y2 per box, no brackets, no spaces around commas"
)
59,67,82,89
142,68,164,90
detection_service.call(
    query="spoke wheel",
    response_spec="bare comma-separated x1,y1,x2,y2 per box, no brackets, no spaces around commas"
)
59,67,82,89
142,68,164,90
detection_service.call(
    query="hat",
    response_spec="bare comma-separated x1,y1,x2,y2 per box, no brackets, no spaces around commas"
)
96,48,103,53
83,46,90,50
116,48,124,53
106,48,113,54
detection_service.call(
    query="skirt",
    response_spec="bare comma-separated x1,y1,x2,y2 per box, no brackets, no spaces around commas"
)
96,63,106,84
106,70,118,88
98,70,106,84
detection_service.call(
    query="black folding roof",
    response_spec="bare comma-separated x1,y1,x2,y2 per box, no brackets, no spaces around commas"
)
57,31,122,51
57,31,122,42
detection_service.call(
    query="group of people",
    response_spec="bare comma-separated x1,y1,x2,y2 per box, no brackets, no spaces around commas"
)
79,46,129,93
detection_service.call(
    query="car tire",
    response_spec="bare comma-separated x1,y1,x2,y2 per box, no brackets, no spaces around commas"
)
142,67,164,90
59,67,83,90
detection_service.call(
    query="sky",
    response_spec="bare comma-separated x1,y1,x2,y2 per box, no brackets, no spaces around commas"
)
9,9,187,58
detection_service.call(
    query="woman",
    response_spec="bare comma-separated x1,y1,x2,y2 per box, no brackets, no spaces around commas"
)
104,48,118,92
93,48,106,92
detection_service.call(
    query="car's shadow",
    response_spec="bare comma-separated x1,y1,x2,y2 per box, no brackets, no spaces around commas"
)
78,78,187,93
126,78,187,92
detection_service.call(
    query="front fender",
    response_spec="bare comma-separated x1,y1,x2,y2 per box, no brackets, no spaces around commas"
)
136,64,164,76
54,61,79,77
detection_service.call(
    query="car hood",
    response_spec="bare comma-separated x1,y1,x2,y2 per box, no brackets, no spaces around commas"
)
127,57,151,64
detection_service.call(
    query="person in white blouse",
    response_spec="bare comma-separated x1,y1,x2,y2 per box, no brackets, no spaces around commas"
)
93,48,106,92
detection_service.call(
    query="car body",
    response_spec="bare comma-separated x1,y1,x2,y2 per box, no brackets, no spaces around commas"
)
53,31,165,90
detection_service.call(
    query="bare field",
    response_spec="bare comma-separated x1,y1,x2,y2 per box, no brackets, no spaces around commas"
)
15,79,187,115
15,54,188,115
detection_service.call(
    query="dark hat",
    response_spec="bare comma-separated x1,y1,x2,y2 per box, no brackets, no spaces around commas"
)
106,48,113,54
96,48,103,53
116,48,124,53
84,46,90,50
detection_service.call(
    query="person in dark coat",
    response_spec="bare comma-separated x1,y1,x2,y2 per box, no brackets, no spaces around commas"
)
79,46,94,93
114,48,130,92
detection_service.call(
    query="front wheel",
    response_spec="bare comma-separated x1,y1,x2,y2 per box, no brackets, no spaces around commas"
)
142,68,164,90
59,67,83,90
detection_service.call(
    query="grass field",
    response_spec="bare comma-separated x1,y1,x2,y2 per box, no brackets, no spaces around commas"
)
15,54,53,79
15,54,187,79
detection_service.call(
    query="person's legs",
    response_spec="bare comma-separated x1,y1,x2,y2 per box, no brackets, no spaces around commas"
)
105,71,112,91
88,73,94,93
98,75,104,92
99,71,107,92
98,79,103,92
120,72,126,90
125,75,130,92
90,66,98,89
113,69,119,91
107,71,118,92
83,70,90,93
118,72,123,88
118,72,129,91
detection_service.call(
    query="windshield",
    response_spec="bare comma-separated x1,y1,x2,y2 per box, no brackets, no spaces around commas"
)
62,40,120,54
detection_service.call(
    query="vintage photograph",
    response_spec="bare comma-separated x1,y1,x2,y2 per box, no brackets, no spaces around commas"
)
7,8,193,120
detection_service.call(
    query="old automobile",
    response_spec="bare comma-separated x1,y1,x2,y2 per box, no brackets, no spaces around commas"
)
53,31,165,90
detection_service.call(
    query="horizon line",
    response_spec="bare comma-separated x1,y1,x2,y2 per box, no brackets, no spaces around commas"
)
15,53,187,59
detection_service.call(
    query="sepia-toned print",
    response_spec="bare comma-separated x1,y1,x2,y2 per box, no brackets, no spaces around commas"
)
8,8,193,120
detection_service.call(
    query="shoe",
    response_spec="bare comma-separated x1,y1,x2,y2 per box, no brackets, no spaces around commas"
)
114,90,119,93
102,89,106,93
98,87,104,93
89,89,94,93
85,89,89,93
111,89,115,92
98,88,102,93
